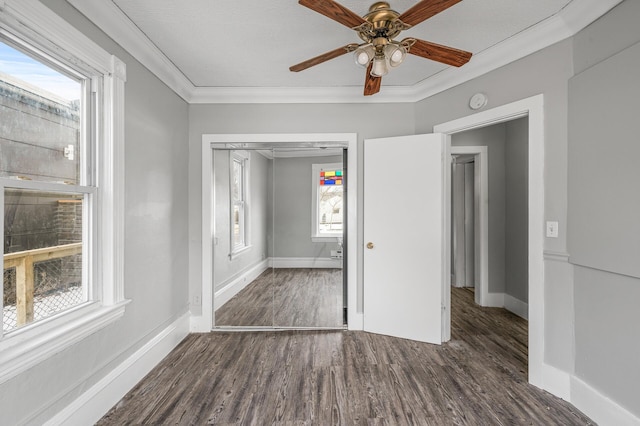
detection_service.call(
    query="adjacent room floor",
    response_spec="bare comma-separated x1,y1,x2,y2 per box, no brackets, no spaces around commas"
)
98,288,593,424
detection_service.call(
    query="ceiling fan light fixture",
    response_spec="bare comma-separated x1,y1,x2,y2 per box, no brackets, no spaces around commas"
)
371,55,388,77
354,44,375,67
385,43,407,67
290,0,473,96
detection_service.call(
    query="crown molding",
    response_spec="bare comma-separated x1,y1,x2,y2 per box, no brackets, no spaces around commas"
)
1,0,113,75
66,0,193,101
66,0,622,105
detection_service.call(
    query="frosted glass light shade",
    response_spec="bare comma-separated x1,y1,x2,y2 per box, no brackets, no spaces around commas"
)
370,56,388,77
353,44,374,67
385,44,406,67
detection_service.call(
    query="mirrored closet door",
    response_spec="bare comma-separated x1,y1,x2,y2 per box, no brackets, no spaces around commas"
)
211,144,346,329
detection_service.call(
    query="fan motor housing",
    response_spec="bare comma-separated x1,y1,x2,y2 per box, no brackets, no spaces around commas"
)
362,2,404,39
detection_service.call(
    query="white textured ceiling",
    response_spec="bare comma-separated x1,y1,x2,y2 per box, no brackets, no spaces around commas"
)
68,0,622,102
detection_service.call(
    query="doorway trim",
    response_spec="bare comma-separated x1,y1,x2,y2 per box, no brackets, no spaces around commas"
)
198,133,359,331
434,94,544,388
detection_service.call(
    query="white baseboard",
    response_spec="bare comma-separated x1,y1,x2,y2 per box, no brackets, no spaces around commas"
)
45,312,190,426
504,294,528,320
348,312,364,331
571,376,640,426
541,362,571,401
483,292,505,307
480,292,528,320
214,259,269,311
269,257,342,269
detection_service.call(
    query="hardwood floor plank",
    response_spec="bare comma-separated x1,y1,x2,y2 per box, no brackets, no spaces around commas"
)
99,289,595,425
216,268,344,328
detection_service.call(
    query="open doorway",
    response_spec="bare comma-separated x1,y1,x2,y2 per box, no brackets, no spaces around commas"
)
434,94,544,387
450,118,529,319
449,117,530,369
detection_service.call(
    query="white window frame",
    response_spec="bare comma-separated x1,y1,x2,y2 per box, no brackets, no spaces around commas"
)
229,150,250,258
311,162,344,243
0,0,127,384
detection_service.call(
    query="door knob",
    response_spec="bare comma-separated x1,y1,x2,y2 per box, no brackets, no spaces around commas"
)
366,242,374,249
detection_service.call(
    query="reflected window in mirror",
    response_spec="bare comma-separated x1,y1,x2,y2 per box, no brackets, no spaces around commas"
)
311,162,343,242
230,151,250,256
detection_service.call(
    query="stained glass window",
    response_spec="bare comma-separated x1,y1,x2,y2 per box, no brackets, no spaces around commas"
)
320,170,343,186
317,166,343,234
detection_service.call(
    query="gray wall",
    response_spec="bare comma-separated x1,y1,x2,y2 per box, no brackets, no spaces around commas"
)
452,125,507,295
271,155,343,259
212,150,269,292
3,0,637,422
0,0,190,424
415,36,575,373
569,0,640,415
505,118,529,303
189,103,416,315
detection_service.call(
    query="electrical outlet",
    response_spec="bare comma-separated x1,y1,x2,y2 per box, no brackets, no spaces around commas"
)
193,295,201,306
546,221,559,238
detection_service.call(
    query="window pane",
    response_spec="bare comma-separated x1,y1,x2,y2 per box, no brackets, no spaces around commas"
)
318,185,343,233
0,40,82,184
232,159,242,202
232,203,242,247
3,189,85,333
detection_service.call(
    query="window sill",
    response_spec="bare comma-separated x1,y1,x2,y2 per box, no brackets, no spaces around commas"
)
0,300,130,384
230,244,252,260
311,235,343,243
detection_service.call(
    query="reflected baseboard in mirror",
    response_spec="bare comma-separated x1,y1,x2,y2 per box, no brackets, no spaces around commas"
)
215,268,344,329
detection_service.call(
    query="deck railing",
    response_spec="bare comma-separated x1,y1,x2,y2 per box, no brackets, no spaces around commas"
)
3,242,82,326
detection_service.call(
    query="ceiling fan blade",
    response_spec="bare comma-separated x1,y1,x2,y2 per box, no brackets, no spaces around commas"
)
298,0,366,29
399,0,462,27
406,38,472,67
364,63,381,96
290,45,353,72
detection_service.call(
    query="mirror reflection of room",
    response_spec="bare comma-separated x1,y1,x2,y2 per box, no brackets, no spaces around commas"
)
213,147,345,328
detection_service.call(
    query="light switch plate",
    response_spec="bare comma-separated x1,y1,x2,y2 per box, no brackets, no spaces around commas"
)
546,221,559,238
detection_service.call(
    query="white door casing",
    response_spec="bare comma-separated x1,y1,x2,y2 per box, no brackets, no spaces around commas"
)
434,94,544,388
363,133,448,344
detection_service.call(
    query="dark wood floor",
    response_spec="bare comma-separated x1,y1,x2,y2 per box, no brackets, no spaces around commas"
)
215,268,344,328
98,288,593,425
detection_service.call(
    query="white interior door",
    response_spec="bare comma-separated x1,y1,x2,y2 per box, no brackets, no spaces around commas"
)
363,133,448,344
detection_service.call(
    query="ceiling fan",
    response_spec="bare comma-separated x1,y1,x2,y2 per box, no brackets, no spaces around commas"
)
289,0,472,96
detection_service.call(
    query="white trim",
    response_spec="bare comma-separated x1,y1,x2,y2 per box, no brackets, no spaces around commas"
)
268,257,343,269
43,313,190,426
0,302,128,384
570,376,640,426
544,250,570,262
0,0,127,384
541,363,572,402
504,294,528,320
483,292,506,308
214,260,269,311
311,236,342,243
65,0,193,101
197,133,359,332
66,0,621,104
434,94,545,389
100,54,127,305
351,313,364,330
0,0,112,76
